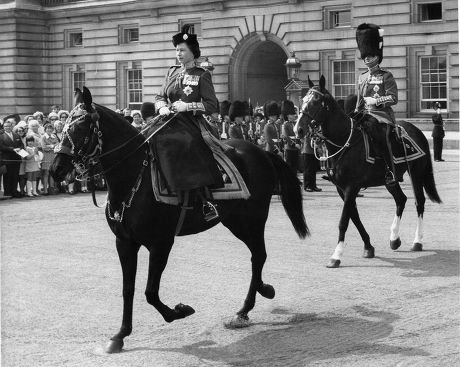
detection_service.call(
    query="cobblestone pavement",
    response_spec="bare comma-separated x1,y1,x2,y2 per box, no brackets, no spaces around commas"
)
1,152,459,367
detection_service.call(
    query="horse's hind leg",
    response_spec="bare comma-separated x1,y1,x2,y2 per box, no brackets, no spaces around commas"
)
105,238,140,353
144,236,195,323
411,181,425,252
222,210,273,328
385,182,407,250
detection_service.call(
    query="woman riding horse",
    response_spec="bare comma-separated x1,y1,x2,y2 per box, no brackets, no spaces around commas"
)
152,24,222,221
354,23,398,185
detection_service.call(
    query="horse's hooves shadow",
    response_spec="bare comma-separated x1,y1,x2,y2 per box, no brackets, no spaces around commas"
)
378,249,459,278
155,306,428,366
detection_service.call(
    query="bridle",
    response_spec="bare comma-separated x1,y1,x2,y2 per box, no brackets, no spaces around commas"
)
299,87,355,161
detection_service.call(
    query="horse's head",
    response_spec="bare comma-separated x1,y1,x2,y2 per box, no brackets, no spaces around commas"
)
294,75,334,138
50,87,102,182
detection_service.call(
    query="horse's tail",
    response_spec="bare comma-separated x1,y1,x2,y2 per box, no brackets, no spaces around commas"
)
267,152,309,238
423,155,442,203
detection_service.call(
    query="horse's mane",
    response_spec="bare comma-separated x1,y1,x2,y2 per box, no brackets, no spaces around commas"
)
94,103,141,135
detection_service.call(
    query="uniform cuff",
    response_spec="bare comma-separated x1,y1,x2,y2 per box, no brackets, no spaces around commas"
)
375,95,394,106
186,102,205,115
155,101,167,111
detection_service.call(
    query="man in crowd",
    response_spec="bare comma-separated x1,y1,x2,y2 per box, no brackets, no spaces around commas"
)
0,116,24,197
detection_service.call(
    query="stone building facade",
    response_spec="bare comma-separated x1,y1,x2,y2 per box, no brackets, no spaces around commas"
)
0,0,458,118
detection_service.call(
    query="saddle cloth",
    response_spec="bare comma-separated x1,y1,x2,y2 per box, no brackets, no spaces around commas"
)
151,124,251,206
362,125,426,165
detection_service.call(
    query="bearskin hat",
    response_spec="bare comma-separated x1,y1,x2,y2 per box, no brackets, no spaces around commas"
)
229,100,246,121
280,100,296,118
173,24,201,58
219,100,231,117
140,102,156,120
242,101,253,116
263,101,280,118
356,23,384,64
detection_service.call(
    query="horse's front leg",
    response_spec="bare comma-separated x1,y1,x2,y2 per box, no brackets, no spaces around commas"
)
327,187,361,268
105,238,140,353
144,237,195,323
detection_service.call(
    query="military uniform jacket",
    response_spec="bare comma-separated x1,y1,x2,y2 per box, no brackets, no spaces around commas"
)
432,113,445,138
263,122,280,152
229,122,249,140
356,67,398,124
154,64,219,116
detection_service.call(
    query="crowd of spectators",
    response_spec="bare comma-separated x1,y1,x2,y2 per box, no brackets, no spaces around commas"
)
0,100,325,199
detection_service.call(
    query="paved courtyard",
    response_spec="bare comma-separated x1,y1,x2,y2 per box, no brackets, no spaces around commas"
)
1,152,459,367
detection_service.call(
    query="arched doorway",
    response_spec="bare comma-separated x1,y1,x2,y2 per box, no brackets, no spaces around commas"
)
229,33,289,104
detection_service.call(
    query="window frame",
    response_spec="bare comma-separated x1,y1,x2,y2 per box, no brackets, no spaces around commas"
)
65,29,83,48
126,64,143,110
412,0,443,23
119,24,140,45
331,59,356,100
419,55,448,112
323,5,352,30
178,18,202,38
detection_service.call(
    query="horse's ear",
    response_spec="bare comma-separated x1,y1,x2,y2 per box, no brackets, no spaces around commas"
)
307,75,314,88
319,75,326,91
74,88,83,106
82,86,93,111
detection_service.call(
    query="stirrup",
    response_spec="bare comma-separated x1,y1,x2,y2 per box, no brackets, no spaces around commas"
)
385,170,396,185
203,201,219,222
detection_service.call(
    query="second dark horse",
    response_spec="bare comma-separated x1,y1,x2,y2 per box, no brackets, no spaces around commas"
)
50,87,309,353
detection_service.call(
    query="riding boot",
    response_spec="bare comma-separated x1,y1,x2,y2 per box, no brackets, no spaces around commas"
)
384,125,397,186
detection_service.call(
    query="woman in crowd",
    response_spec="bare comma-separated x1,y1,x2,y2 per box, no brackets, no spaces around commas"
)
58,110,69,124
13,122,28,196
41,123,59,195
27,119,43,194
131,110,144,131
32,111,45,134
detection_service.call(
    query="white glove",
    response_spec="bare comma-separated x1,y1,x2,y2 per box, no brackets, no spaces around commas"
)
159,106,171,116
172,100,187,113
364,97,377,106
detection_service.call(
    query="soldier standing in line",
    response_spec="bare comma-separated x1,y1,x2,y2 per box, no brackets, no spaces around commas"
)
263,101,282,156
228,101,249,140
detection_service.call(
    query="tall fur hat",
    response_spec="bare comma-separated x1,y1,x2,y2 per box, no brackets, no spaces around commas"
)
263,101,280,118
356,23,384,64
173,24,200,58
229,101,246,120
140,102,156,120
219,100,231,117
280,100,296,118
242,101,253,116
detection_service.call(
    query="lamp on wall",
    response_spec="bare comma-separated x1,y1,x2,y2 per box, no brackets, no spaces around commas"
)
284,52,301,80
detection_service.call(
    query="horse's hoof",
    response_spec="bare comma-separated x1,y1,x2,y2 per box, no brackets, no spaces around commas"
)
174,303,195,320
326,259,341,268
411,242,423,252
224,314,251,329
105,339,124,354
390,237,401,250
258,284,275,299
363,248,375,258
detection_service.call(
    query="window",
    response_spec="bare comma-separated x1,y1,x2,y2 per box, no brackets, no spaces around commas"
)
127,66,142,110
330,10,351,28
67,31,83,48
332,60,355,100
418,2,442,22
419,56,447,111
323,6,351,29
72,71,85,92
178,19,202,37
119,24,139,44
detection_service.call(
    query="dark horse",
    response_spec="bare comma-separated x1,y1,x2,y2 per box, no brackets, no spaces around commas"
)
50,87,308,353
295,76,441,268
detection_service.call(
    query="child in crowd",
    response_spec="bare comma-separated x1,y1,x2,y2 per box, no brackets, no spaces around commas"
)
41,123,59,195
24,136,41,197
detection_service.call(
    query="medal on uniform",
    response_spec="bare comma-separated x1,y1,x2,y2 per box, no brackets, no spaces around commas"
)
373,85,380,92
183,85,193,96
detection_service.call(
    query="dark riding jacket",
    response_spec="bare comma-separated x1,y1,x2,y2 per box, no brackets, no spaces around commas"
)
151,63,223,192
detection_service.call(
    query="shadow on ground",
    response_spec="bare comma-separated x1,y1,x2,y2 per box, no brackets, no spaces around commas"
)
156,306,428,367
378,249,459,277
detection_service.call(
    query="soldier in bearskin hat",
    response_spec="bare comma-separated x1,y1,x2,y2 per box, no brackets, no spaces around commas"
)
354,23,398,185
228,101,249,140
280,100,300,172
263,101,282,155
152,24,224,221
